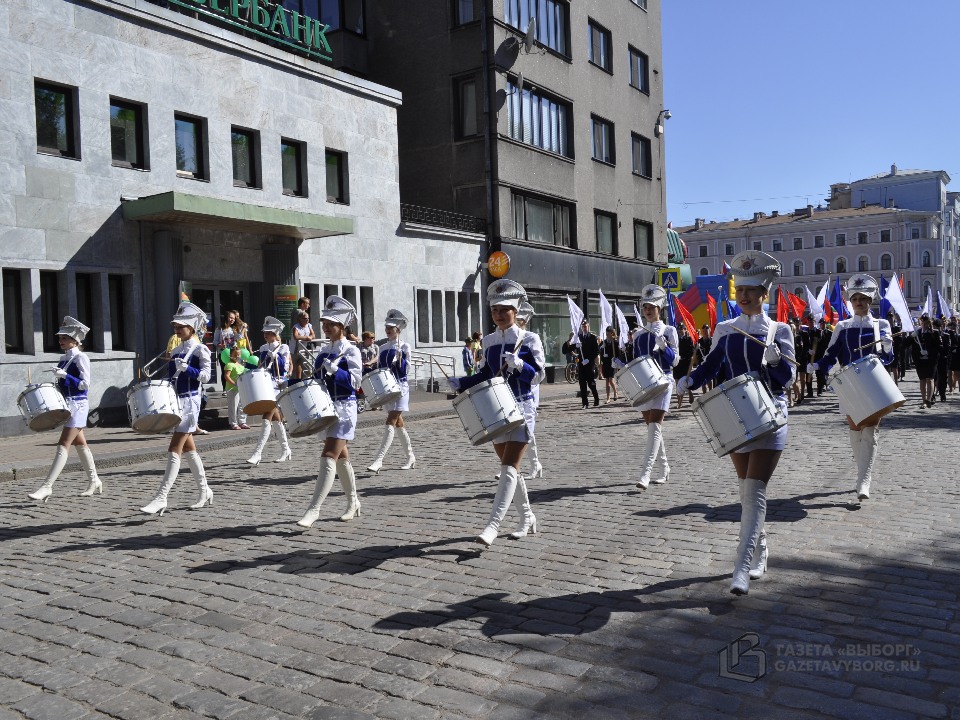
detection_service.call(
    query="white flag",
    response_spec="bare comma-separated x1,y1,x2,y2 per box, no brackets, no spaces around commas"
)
598,289,614,340
938,290,953,319
566,295,584,346
634,304,643,328
803,285,824,322
816,278,830,308
885,273,915,332
923,285,934,317
614,304,629,350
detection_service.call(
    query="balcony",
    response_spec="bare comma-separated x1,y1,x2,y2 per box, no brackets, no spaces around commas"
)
400,204,486,234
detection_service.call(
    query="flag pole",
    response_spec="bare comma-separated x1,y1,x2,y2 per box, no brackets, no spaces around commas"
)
728,325,799,366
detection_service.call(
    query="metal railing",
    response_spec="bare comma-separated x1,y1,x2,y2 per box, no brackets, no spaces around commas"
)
410,351,456,393
400,204,486,234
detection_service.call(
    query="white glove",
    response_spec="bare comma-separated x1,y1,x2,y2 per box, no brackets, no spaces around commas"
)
448,377,461,392
50,367,67,379
502,352,524,371
323,358,339,375
613,358,626,370
880,337,893,353
806,362,817,375
581,358,591,366
676,376,693,395
175,357,189,372
764,344,782,366
920,349,929,358
655,335,668,350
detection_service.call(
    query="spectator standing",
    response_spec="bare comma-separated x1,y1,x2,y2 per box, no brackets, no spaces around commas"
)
290,309,316,380
462,337,476,375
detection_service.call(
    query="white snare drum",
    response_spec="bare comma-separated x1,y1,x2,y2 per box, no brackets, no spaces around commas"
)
360,368,402,410
17,383,71,432
691,374,787,457
127,380,182,434
238,369,277,415
453,377,525,446
830,355,905,425
277,380,337,438
615,355,671,406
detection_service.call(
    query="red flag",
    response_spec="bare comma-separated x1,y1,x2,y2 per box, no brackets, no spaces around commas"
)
787,292,807,320
706,293,717,331
674,297,700,343
899,274,904,289
776,286,790,323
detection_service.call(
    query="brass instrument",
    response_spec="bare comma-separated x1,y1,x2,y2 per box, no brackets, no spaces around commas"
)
141,352,170,379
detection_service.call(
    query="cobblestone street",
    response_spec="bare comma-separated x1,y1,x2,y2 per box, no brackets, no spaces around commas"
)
1,385,958,719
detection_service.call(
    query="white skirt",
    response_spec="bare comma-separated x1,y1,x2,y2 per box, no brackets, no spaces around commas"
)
494,397,535,445
732,394,789,453
382,380,410,413
324,398,357,441
65,397,89,429
635,377,675,412
175,393,201,434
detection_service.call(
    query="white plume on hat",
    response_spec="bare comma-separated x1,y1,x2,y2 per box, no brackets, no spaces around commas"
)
487,279,527,309
261,316,284,335
57,316,90,342
319,295,356,327
517,301,535,324
171,302,207,333
384,308,408,330
639,284,668,309
730,250,781,290
844,273,879,301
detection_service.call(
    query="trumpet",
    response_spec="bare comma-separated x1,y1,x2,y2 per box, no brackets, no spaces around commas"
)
142,352,169,379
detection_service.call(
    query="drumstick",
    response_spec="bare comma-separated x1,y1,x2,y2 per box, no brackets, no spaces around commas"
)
431,355,451,381
852,330,907,354
728,325,800,367
27,367,31,385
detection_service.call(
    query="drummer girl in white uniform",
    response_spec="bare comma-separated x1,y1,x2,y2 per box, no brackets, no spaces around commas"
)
28,317,102,501
631,285,679,491
141,302,214,514
367,309,416,474
298,296,364,527
245,316,292,466
808,274,895,502
516,301,543,479
677,251,796,595
449,280,545,546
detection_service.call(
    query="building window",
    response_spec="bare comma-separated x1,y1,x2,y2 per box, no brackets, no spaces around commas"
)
507,81,572,157
174,114,207,179
455,77,478,138
814,235,824,248
591,116,614,164
35,80,80,158
836,257,846,273
857,231,868,245
698,246,707,258
108,274,129,351
325,149,349,204
588,20,612,72
793,261,803,276
2,269,24,353
912,227,921,239
881,229,891,243
922,251,932,267
835,233,846,247
814,259,825,275
633,220,653,260
630,0,647,8
512,191,573,247
858,256,869,272
230,127,260,189
699,267,708,276
75,273,96,352
595,210,616,254
505,0,568,56
725,243,735,256
416,287,479,345
753,241,761,251
318,0,365,35
881,254,892,271
110,98,147,170
793,237,802,250
907,252,911,267
280,138,307,197
453,0,479,25
40,271,60,353
773,240,782,252
630,133,651,177
628,46,649,93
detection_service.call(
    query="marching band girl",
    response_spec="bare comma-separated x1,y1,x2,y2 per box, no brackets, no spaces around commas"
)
808,274,894,501
677,251,796,595
141,302,213,515
28,317,102,501
449,280,545,546
297,296,364,526
515,301,543,479
631,285,678,491
245,316,292,465
367,309,416,473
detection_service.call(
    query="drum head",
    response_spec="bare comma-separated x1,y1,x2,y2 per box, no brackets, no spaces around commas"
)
27,409,72,432
243,399,278,415
132,413,182,434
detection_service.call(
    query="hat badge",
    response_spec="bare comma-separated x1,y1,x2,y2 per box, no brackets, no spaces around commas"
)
854,278,866,287
741,260,753,270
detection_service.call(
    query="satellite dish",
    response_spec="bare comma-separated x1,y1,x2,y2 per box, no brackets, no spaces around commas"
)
523,17,537,53
515,72,524,94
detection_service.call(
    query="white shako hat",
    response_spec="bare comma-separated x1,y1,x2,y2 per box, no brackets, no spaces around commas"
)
319,295,357,327
384,308,408,330
487,279,527,309
639,284,668,308
844,273,879,301
171,302,207,333
517,301,535,323
261,316,284,335
56,316,90,342
730,250,781,290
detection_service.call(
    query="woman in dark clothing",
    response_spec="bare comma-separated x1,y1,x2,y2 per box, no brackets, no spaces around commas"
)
600,326,624,403
674,323,696,408
912,316,940,408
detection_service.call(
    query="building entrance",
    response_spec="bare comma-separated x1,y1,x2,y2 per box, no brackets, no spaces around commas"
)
191,285,248,387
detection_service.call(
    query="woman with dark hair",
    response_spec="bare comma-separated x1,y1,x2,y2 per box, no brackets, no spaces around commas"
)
912,315,940,408
600,326,622,403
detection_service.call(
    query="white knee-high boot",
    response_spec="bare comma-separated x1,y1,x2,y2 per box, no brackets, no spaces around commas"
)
184,451,212,509
746,472,767,580
141,452,180,515
297,457,337,527
527,436,543,478
274,421,292,462
509,473,538,539
337,458,361,520
848,428,862,488
77,446,102,497
477,465,519,546
247,421,272,465
652,434,670,485
397,427,416,470
731,477,767,595
857,427,879,500
367,425,395,473
636,423,662,490
29,446,69,502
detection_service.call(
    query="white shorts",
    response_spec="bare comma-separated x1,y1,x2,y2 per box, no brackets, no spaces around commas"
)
494,397,534,445
324,398,357,441
175,393,201,433
635,378,674,412
382,381,410,413
65,397,89,429
732,394,789,453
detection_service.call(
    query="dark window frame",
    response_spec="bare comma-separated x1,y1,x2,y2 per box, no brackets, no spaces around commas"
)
452,0,480,26
40,270,60,354
325,149,350,204
34,79,80,159
109,97,149,170
504,0,570,57
588,18,613,73
174,112,209,181
280,137,308,198
591,114,615,165
633,219,653,260
2,269,25,354
628,45,649,93
506,79,573,158
630,132,651,178
230,125,262,189
594,209,617,255
512,190,575,248
453,75,479,140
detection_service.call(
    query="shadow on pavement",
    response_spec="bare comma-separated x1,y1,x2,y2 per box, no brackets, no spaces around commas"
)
42,523,292,552
633,490,852,523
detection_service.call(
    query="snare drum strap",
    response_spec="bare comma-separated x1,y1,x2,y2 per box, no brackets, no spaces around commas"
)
757,321,779,393
870,315,881,354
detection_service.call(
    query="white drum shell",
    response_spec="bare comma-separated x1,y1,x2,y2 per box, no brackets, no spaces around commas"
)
830,355,906,425
453,377,525,446
238,369,278,414
17,383,71,432
360,368,402,409
691,374,787,457
277,380,338,438
615,355,670,406
127,380,182,434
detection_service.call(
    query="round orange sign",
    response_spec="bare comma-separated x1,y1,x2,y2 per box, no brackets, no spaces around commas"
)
488,251,511,278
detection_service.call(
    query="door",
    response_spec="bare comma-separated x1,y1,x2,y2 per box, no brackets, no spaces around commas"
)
190,285,248,386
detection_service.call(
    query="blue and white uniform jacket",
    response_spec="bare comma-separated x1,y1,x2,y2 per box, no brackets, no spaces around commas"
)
378,341,411,382
314,339,362,401
688,313,796,395
817,314,894,372
458,325,545,401
57,347,90,399
246,342,292,383
168,338,212,396
632,321,679,373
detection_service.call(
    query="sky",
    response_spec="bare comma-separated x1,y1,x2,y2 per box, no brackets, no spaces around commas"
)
661,1,960,229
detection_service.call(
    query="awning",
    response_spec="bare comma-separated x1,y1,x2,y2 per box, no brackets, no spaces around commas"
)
121,191,354,239
666,228,685,263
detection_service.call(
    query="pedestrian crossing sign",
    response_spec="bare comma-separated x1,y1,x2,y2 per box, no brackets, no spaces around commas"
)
657,269,682,291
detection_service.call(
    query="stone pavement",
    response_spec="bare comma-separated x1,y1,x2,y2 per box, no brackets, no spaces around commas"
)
0,380,958,719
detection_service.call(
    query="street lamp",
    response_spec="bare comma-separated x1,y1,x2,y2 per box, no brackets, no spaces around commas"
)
654,109,672,137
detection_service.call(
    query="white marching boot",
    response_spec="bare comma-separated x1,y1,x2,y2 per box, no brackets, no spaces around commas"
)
508,474,538,539
77,446,102,497
246,420,272,466
29,446,68,502
527,438,544,478
337,459,361,521
636,423,662,490
185,451,213,509
857,426,878,500
274,421,292,462
397,427,416,470
848,428,862,497
731,477,767,595
141,453,180,515
367,426,395,474
477,465,518,546
297,457,336,527
652,435,670,485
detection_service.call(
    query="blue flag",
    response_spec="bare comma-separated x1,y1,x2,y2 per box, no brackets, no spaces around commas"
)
665,291,677,328
879,275,892,318
829,277,849,321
